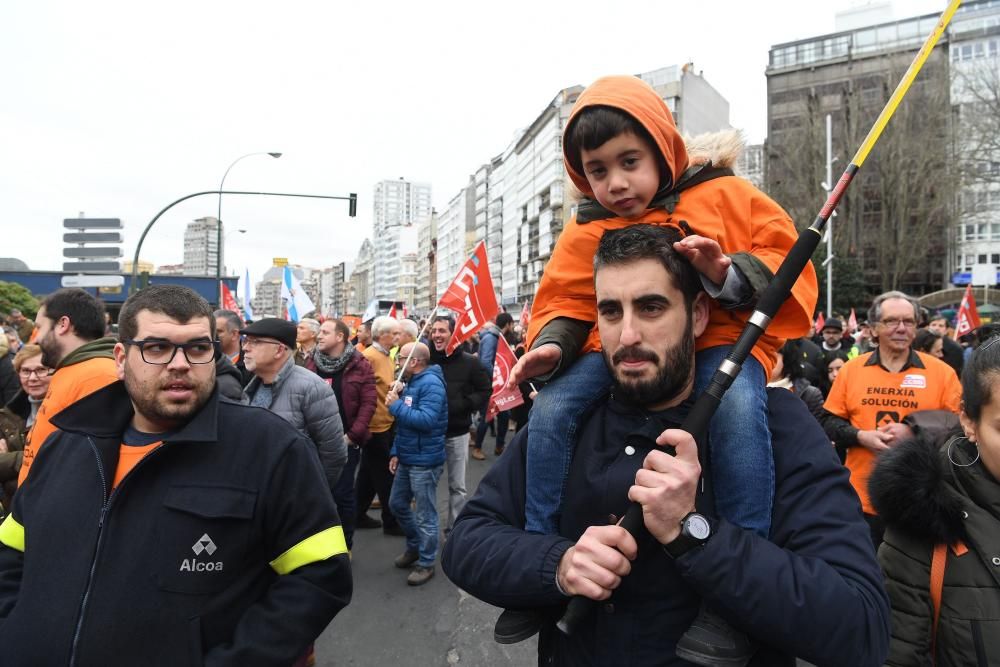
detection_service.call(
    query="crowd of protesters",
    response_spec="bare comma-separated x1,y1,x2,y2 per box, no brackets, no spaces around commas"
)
1,274,998,665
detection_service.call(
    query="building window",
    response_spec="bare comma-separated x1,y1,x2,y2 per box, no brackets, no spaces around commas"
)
979,254,988,264
992,254,1000,265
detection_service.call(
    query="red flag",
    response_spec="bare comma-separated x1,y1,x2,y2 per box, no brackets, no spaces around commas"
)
220,283,241,320
486,336,525,421
519,302,531,329
814,312,825,335
403,305,408,319
847,308,858,334
388,303,398,319
438,241,499,355
954,285,982,339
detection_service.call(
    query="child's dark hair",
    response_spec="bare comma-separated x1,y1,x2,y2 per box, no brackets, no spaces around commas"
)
961,324,1000,421
593,224,700,309
565,106,671,189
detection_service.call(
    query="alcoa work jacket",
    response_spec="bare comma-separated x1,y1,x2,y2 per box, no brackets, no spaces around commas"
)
0,382,352,666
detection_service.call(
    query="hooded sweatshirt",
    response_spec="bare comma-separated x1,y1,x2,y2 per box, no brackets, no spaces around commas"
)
527,75,818,378
18,336,118,485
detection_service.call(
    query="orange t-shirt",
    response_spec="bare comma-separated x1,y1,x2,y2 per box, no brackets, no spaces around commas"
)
112,442,161,490
824,349,961,514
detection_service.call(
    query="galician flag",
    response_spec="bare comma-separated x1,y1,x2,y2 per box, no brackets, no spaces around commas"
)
238,268,255,322
281,266,315,323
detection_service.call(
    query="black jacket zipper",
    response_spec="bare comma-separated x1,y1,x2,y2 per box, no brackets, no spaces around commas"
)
68,437,167,666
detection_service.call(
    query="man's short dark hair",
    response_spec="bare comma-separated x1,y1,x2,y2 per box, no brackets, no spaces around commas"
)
213,309,242,333
433,315,456,333
40,288,107,341
496,313,514,329
593,225,701,308
564,105,671,189
331,318,351,341
119,285,215,342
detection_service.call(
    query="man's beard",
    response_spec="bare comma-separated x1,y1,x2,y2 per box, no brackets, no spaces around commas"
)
604,318,695,408
124,363,214,430
38,331,62,368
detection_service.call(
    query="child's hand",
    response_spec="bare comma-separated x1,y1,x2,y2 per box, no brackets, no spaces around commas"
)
506,343,561,390
674,235,731,286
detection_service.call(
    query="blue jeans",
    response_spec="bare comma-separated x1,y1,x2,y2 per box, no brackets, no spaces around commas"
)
525,353,611,533
389,463,444,567
332,445,361,549
524,347,773,538
475,409,509,450
694,346,773,538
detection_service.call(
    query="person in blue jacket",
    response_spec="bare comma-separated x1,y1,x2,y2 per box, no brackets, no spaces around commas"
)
441,225,890,667
387,341,448,586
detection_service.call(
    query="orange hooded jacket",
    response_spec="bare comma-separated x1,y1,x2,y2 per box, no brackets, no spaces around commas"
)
18,342,118,486
526,75,818,378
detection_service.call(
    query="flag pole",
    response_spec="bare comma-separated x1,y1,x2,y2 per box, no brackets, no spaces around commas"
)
394,305,439,386
556,0,963,636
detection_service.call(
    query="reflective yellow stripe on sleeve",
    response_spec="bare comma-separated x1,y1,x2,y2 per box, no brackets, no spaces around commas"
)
0,514,25,552
269,525,348,575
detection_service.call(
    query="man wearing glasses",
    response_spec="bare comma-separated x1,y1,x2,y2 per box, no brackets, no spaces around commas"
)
0,285,352,665
240,318,347,496
823,290,961,548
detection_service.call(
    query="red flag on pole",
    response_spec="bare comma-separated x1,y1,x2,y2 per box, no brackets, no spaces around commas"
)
954,285,982,339
220,282,241,321
847,308,858,334
388,303,398,319
486,335,525,421
438,241,499,355
519,302,531,329
814,312,826,335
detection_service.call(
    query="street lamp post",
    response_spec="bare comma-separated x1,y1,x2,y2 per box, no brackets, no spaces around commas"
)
129,189,358,297
216,152,282,286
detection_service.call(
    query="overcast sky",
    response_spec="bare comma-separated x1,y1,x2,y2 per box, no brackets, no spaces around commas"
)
0,0,945,280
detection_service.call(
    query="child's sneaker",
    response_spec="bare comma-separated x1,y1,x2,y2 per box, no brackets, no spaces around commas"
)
493,608,543,644
674,604,755,666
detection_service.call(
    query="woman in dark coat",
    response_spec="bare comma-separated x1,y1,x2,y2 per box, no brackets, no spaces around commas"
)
870,331,1000,666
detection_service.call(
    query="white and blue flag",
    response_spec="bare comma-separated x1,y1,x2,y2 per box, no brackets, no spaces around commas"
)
280,266,315,322
238,268,255,322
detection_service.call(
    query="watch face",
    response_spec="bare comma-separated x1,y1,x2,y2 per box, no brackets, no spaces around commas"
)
686,514,711,540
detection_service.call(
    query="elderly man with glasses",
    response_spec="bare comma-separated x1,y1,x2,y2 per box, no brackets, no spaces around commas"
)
822,290,962,548
241,318,347,496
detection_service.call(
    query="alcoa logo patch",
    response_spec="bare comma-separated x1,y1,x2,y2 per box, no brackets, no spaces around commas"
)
180,533,224,572
901,374,927,389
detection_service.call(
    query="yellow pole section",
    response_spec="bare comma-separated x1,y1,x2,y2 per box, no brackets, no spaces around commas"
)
851,0,962,168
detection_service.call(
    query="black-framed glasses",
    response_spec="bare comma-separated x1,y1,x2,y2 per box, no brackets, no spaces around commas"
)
18,366,52,379
124,339,219,365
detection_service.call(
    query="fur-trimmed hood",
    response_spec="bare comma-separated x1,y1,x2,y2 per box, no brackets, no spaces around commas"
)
684,129,744,170
868,435,968,545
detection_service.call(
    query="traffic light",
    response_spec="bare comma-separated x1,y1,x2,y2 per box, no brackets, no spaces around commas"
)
348,193,357,217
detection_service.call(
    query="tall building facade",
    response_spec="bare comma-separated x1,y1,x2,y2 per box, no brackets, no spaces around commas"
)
415,213,438,315
766,0,999,296
347,239,374,315
436,179,476,303
372,178,432,301
182,217,222,276
949,1,1000,285
320,261,354,318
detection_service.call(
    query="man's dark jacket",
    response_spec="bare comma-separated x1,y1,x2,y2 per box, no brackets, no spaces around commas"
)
306,350,377,446
442,389,890,667
429,347,491,438
0,382,352,666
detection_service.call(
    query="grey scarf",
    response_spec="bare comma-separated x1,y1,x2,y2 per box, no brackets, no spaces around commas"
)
313,343,355,375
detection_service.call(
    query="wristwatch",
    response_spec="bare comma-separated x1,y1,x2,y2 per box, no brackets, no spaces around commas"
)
662,512,712,559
